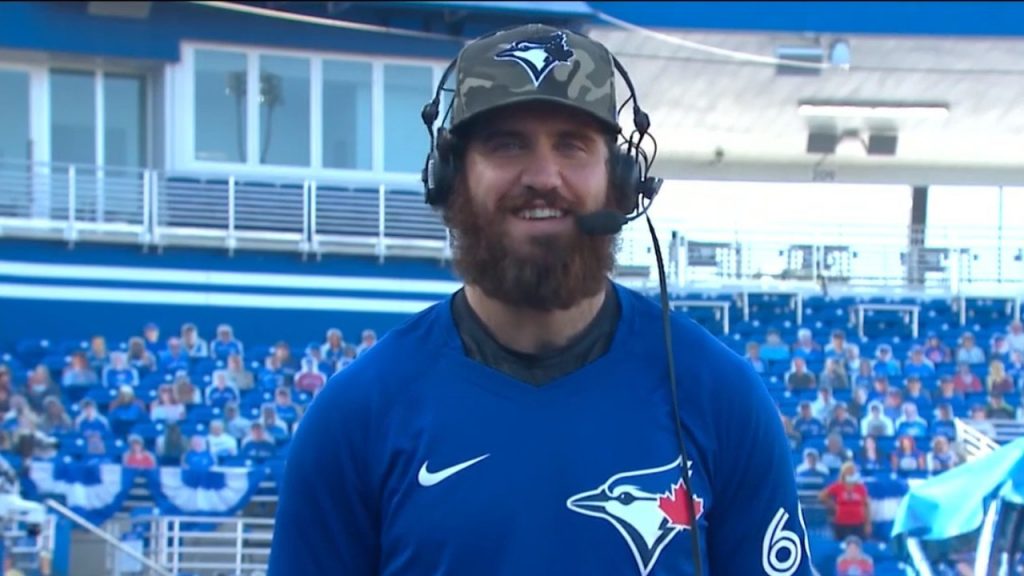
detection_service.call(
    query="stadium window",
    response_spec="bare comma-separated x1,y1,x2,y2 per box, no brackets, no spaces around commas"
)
382,63,433,173
103,73,146,169
321,59,372,171
50,70,97,165
258,54,311,167
0,69,30,163
194,49,248,163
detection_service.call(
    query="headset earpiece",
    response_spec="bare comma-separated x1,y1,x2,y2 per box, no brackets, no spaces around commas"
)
610,148,641,215
424,128,458,207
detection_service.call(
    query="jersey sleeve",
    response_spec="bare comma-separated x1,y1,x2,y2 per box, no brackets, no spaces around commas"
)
268,377,379,575
706,360,816,576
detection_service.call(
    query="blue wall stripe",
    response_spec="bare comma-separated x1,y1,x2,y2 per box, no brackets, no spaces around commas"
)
0,261,461,298
0,240,460,282
0,275,445,302
0,283,439,314
0,297,424,352
590,1,1024,38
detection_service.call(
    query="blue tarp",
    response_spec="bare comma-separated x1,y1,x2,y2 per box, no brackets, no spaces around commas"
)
587,2,1024,38
891,437,1024,541
379,2,596,17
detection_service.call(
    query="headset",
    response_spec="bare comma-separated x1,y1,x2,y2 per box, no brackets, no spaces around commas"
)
418,33,704,576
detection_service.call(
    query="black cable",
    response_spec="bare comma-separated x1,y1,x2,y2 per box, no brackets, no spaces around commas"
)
1005,506,1024,574
647,214,703,576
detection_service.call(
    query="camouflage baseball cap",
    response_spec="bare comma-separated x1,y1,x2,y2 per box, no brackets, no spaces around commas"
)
448,24,619,136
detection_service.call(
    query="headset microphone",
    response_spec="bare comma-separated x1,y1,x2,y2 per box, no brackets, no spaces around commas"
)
576,173,663,237
575,211,628,236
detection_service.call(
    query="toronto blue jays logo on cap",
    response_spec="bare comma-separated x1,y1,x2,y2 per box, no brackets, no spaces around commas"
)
566,457,704,576
494,30,576,86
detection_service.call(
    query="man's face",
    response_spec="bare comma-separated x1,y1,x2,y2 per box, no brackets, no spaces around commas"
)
446,102,617,311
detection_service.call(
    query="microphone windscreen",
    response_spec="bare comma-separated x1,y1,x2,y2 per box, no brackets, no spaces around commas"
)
575,210,627,236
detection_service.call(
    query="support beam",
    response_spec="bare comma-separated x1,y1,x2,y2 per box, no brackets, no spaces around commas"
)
907,185,928,286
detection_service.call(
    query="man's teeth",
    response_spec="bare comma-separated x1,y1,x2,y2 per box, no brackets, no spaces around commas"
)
517,208,566,220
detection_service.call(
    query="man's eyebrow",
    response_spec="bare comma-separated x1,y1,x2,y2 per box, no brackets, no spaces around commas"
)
475,128,522,143
556,129,601,144
474,127,601,144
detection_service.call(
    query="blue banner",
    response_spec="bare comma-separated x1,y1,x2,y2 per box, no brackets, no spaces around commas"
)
146,466,266,517
26,460,142,526
24,459,268,525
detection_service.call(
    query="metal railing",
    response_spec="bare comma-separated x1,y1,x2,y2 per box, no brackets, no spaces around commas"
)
42,495,276,576
2,159,1024,293
149,515,273,575
44,498,171,576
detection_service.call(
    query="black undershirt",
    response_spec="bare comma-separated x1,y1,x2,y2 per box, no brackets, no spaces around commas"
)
450,281,620,386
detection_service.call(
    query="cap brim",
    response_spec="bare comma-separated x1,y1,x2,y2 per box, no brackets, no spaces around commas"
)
451,95,620,137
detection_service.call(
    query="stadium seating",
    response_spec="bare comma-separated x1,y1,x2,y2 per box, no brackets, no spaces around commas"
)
0,290,1019,575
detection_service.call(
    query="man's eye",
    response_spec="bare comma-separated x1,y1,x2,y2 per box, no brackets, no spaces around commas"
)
491,139,523,152
558,141,587,153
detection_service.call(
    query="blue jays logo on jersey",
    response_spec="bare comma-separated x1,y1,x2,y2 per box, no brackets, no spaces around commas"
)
566,457,704,576
494,30,576,87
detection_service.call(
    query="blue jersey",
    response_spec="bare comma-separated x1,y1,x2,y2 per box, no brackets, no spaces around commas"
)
269,284,814,576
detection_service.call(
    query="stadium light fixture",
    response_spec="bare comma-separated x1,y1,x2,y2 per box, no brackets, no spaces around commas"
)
797,103,949,120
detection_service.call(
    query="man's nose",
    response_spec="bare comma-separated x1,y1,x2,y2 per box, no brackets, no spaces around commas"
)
519,145,562,193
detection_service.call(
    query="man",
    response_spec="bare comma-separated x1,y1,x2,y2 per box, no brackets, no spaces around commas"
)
270,24,812,576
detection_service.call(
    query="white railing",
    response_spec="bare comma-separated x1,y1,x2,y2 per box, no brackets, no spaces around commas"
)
954,418,1002,461
3,159,1024,292
105,513,272,576
0,159,150,244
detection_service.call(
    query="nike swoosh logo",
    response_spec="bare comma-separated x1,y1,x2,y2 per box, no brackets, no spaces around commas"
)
418,454,490,487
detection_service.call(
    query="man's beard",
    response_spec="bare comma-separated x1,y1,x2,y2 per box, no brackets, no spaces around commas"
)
443,181,618,311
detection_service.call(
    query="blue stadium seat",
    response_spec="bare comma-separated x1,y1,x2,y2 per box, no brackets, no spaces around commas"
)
15,337,52,362
130,421,160,442
185,404,214,425
40,352,68,375
86,386,118,409
248,343,276,361
59,434,87,459
55,339,89,356
140,371,167,390
191,358,217,380
107,437,127,458
0,354,24,382
180,420,206,437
